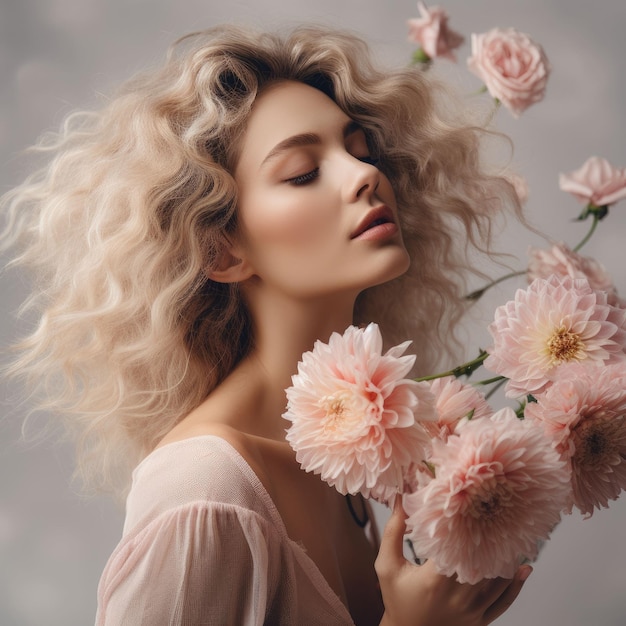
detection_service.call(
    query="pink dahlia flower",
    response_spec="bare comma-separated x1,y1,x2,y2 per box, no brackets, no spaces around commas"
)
525,362,626,517
559,156,626,207
425,376,493,440
403,408,571,583
407,2,464,62
527,242,624,307
283,324,436,503
484,275,626,398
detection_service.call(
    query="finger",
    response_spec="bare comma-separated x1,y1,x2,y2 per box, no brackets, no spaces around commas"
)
483,565,532,624
375,496,408,575
470,575,517,612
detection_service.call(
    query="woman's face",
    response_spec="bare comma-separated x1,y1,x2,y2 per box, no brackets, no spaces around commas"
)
233,80,410,301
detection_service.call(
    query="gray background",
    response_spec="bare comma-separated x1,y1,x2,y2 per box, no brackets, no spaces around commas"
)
1,1,625,624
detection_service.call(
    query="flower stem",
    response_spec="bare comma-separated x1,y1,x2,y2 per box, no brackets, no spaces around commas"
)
485,98,502,126
415,350,488,382
573,213,600,252
405,538,423,565
484,377,507,401
411,48,432,66
465,269,527,300
474,375,506,387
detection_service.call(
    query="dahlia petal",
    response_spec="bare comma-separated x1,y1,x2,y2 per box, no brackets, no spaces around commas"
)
525,362,626,517
403,408,570,583
485,276,626,397
284,324,432,501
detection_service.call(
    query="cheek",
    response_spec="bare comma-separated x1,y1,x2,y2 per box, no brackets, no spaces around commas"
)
240,192,332,249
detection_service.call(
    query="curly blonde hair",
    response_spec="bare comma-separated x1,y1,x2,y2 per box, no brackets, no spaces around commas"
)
1,25,519,495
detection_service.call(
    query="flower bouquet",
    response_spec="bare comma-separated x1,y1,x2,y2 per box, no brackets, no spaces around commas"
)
283,4,626,585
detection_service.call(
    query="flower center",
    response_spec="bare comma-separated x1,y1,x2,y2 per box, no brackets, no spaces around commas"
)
467,477,514,522
546,325,584,365
573,418,620,470
319,390,376,434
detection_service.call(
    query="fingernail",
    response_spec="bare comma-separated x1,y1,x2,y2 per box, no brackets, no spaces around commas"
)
519,565,533,582
393,494,402,512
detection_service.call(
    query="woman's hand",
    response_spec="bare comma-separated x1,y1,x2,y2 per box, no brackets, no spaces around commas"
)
375,497,532,626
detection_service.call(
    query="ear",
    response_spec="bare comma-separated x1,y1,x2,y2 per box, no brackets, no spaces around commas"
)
206,239,255,284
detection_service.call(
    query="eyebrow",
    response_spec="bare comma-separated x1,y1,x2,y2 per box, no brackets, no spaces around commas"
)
260,120,363,168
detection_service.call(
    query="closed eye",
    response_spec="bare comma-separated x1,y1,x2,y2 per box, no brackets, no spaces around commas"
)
357,155,380,167
285,168,320,186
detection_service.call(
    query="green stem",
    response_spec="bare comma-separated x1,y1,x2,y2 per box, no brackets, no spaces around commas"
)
469,85,489,97
484,377,507,401
485,98,502,126
573,213,600,252
465,269,527,300
473,375,505,387
415,350,488,382
411,48,432,66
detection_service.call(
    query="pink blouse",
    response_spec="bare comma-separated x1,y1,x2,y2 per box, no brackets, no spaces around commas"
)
95,435,356,625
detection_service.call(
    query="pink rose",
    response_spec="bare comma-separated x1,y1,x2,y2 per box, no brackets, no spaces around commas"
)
407,2,464,62
559,156,626,207
467,27,550,117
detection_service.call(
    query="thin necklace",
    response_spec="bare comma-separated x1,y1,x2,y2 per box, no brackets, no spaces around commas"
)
345,494,368,528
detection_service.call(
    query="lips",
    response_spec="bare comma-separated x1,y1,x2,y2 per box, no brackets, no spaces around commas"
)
350,206,396,239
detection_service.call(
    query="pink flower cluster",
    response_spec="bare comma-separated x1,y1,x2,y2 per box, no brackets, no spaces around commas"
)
407,4,550,117
284,4,626,587
285,277,626,580
284,324,588,583
484,275,626,520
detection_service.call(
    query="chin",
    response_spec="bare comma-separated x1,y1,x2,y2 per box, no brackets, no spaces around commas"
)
364,249,411,290
384,247,411,279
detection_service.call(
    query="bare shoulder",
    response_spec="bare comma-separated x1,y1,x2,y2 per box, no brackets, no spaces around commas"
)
154,412,273,493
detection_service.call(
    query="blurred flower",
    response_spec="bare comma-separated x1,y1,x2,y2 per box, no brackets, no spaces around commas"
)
403,408,570,583
559,156,626,208
505,172,530,205
525,363,626,518
283,323,436,502
527,242,625,307
467,27,550,117
407,2,464,62
484,275,626,398
425,375,493,440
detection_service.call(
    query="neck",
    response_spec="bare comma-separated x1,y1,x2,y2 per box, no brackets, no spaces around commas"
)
233,284,357,440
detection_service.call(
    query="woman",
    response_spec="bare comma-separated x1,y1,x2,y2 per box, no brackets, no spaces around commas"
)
2,25,530,625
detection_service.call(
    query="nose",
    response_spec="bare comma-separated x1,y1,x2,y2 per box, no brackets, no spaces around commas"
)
342,156,380,203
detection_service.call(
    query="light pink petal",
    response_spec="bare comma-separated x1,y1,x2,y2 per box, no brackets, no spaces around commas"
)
407,2,464,62
485,276,626,397
467,28,549,118
284,323,430,502
404,408,570,583
559,156,626,206
525,362,626,517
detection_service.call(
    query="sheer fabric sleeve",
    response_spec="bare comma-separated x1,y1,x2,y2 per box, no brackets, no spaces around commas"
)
96,500,288,626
